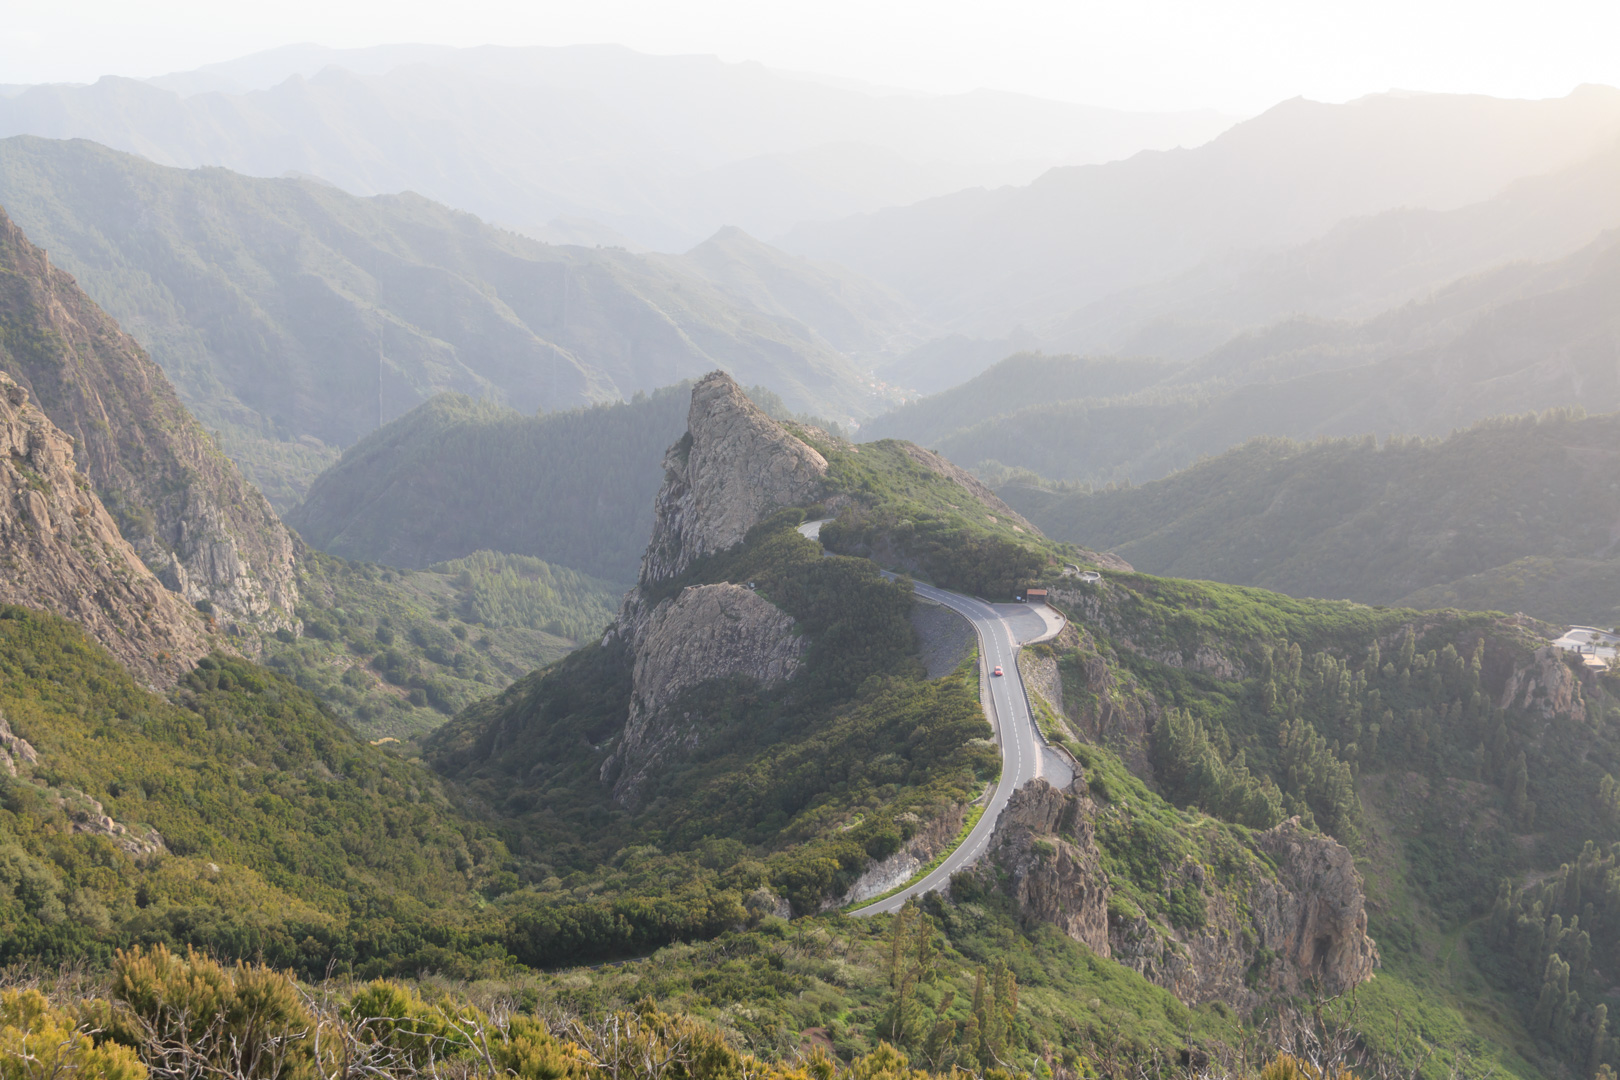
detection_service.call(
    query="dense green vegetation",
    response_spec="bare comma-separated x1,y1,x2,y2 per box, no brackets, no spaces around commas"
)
805,435,1069,597
1007,411,1620,626
0,137,878,506
430,511,998,947
1026,567,1620,1076
0,939,1348,1080
0,604,509,976
287,388,689,581
261,549,617,739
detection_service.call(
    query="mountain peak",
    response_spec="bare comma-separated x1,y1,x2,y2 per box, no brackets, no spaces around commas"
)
636,372,828,587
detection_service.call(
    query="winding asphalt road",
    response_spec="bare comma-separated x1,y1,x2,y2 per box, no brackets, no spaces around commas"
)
794,520,1065,915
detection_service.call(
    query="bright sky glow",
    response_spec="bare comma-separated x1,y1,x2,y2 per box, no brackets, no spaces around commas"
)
2,0,1616,114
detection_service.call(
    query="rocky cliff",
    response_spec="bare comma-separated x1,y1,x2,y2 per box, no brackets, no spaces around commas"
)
635,371,828,588
0,206,297,633
988,779,1112,956
603,583,808,804
601,372,829,805
0,371,208,682
988,777,1377,1010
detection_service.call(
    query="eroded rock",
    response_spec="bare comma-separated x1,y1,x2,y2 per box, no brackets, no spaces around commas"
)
605,583,807,804
987,780,1377,1011
0,371,210,682
0,207,299,633
636,371,827,588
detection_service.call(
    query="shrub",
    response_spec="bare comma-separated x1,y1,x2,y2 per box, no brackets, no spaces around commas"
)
106,946,315,1080
0,989,146,1080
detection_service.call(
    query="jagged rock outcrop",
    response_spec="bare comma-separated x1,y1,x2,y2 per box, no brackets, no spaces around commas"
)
636,371,827,587
988,779,1377,1011
990,780,1111,955
0,207,298,633
61,791,166,856
1499,645,1587,722
604,583,807,804
0,371,209,682
1252,817,1380,996
601,372,829,805
0,709,39,776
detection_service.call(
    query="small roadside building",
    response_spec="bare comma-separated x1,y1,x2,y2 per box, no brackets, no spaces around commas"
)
1025,588,1048,604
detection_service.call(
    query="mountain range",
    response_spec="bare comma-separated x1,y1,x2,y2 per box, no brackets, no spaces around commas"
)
0,136,917,505
8,49,1620,1080
0,43,1233,250
869,218,1620,486
786,86,1620,346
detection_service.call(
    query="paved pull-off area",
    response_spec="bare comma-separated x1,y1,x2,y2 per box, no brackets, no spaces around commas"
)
795,520,1067,915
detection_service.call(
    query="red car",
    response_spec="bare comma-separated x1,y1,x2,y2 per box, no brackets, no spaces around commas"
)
992,665,1004,677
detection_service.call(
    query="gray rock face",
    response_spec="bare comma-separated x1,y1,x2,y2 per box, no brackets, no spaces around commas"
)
0,371,210,683
1500,645,1586,722
605,583,807,804
833,806,968,910
987,779,1377,1011
0,206,298,635
991,779,1111,956
1252,817,1380,996
637,371,827,587
598,372,832,806
0,709,39,777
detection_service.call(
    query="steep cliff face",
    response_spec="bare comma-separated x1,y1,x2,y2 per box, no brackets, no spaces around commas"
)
0,371,208,682
988,778,1377,1010
604,583,807,804
989,779,1111,956
1499,645,1587,722
1252,817,1380,996
601,372,830,805
636,371,828,587
0,206,297,633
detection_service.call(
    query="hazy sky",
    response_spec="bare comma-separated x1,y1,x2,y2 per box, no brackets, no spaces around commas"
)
4,0,1617,114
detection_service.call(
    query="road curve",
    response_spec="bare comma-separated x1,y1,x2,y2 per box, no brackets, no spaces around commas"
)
795,520,1060,916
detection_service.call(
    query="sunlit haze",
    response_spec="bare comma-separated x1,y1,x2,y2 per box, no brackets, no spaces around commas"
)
3,0,1617,113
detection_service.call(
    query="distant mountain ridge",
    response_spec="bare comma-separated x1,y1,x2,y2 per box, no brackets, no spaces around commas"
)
286,388,692,582
785,87,1620,341
0,136,913,505
0,43,1234,250
872,222,1620,487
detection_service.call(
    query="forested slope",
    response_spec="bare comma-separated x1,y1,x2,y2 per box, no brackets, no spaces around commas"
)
0,136,889,505
0,605,504,975
1005,411,1620,625
287,387,690,582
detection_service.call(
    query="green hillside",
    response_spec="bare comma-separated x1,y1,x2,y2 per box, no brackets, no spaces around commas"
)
862,352,1184,449
0,136,883,506
8,407,1620,1075
261,549,621,740
287,387,689,582
1004,410,1620,624
0,605,503,977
